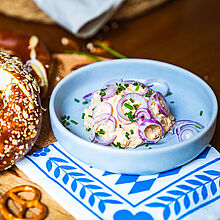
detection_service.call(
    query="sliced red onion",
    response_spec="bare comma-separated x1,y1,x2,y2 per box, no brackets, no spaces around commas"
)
93,102,113,118
117,93,148,121
117,115,132,125
144,78,169,97
101,86,118,100
90,115,117,145
83,91,95,99
134,108,152,125
171,120,204,135
178,125,199,142
102,79,122,89
138,119,163,143
148,92,170,119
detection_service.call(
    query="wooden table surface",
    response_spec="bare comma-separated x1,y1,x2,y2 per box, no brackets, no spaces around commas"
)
0,0,220,219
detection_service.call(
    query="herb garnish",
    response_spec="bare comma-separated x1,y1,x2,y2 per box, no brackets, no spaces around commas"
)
130,98,134,103
200,110,203,116
74,98,80,103
125,132,130,139
97,129,105,135
133,104,139,110
145,143,148,147
124,83,129,88
127,111,135,122
88,115,92,118
130,129,134,134
195,125,201,129
170,101,175,104
145,89,153,97
135,83,140,91
167,92,172,96
61,115,66,120
86,128,91,131
124,103,133,110
83,101,88,105
70,120,78,125
82,113,85,119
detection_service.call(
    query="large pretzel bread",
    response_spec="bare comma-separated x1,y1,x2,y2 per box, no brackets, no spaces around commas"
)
0,30,51,98
0,52,42,171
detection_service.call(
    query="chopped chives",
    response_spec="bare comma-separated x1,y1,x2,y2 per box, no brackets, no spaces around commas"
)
112,142,117,147
133,104,139,110
67,116,70,120
83,101,88,105
130,98,134,103
170,101,175,104
99,92,106,97
61,115,66,120
149,147,152,149
141,84,145,89
135,83,140,91
195,125,201,129
145,143,148,147
119,124,122,128
63,120,66,124
200,110,203,116
125,132,130,139
74,98,80,103
70,120,78,125
121,94,125,97
100,98,103,102
66,122,70,126
86,128,91,131
117,142,121,148
124,103,133,110
130,129,134,134
124,83,129,88
88,115,92,118
167,92,172,96
133,83,138,86
82,113,85,119
145,90,153,97
97,129,105,135
127,111,135,122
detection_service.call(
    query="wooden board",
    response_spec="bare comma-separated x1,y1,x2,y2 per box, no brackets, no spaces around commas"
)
0,54,102,220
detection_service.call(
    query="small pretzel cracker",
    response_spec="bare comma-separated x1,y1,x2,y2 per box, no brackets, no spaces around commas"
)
0,185,47,220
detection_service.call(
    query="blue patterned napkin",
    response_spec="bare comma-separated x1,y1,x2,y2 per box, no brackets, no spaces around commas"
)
16,142,220,220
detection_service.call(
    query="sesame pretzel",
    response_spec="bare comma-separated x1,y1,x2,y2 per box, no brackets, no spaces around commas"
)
0,52,42,171
0,185,47,220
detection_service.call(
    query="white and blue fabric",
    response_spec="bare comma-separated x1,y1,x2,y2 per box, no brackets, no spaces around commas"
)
16,142,220,220
33,0,123,38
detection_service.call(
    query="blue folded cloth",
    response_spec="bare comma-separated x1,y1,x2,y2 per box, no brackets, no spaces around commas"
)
34,0,123,38
16,142,220,220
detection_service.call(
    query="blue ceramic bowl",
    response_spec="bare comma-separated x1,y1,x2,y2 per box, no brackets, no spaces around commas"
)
49,59,218,174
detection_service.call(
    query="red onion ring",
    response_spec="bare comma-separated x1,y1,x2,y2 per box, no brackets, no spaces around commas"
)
178,125,199,142
93,102,113,118
171,120,204,135
148,92,170,119
101,86,118,100
90,115,117,145
144,78,169,97
102,79,122,89
117,93,148,121
117,115,132,125
134,108,152,125
138,119,163,143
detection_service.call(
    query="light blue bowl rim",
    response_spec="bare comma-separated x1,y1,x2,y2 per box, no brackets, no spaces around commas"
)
49,58,218,155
